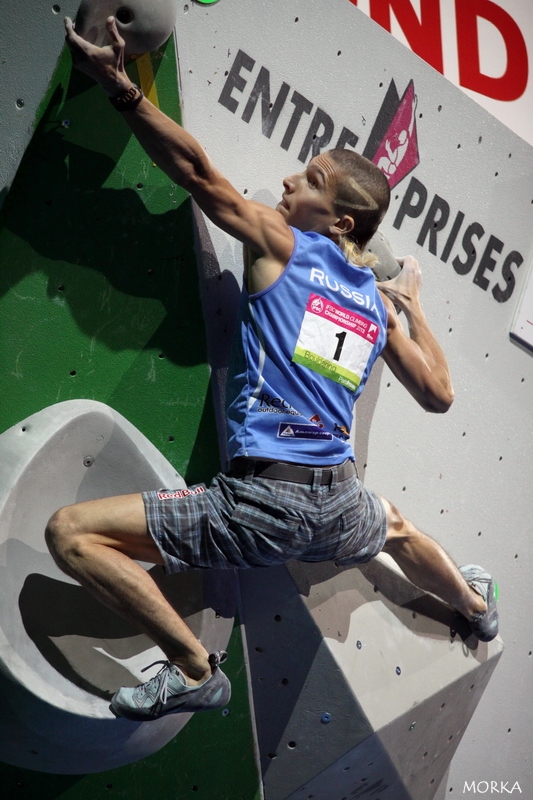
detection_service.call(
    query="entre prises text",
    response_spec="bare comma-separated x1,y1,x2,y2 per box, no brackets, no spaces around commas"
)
218,49,359,164
218,49,524,304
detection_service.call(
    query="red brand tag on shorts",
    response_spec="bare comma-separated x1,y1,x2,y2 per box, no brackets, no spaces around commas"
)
157,486,206,500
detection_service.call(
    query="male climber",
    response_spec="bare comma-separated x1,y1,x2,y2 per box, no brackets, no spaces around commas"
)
46,17,499,721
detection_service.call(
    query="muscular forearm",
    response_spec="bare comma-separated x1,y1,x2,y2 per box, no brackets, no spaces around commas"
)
119,95,210,189
403,299,449,374
379,258,454,413
64,15,294,276
383,314,454,413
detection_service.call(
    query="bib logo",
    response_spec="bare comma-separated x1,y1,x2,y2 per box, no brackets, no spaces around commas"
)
311,297,324,314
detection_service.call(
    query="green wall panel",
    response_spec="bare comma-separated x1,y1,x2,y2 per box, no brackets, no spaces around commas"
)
0,41,218,482
0,37,260,799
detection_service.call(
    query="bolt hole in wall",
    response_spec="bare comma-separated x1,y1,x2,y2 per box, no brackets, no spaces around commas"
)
52,5,61,14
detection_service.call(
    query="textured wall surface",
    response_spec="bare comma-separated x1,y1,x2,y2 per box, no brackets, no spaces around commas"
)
0,1,79,205
1,0,532,796
0,15,261,800
172,0,533,794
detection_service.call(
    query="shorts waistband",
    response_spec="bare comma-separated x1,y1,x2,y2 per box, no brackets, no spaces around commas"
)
228,457,356,485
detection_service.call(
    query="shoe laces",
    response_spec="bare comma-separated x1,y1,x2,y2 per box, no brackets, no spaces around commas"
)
140,660,180,708
467,574,491,585
139,651,228,709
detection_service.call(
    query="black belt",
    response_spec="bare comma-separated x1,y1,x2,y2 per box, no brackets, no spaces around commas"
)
228,457,356,485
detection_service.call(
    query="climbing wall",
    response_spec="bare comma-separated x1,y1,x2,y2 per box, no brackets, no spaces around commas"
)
0,1,79,205
1,0,532,797
172,0,533,796
0,2,261,797
239,559,502,800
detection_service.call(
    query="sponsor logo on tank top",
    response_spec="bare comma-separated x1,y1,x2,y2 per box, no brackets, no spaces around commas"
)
257,392,302,415
257,395,329,433
334,423,351,439
278,423,333,441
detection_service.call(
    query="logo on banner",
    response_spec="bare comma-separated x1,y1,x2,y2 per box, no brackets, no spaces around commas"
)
363,79,420,189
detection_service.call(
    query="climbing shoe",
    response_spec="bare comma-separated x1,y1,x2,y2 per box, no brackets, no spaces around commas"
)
110,651,230,721
459,564,499,642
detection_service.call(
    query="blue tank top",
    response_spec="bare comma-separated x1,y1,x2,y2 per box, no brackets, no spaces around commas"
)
226,228,388,465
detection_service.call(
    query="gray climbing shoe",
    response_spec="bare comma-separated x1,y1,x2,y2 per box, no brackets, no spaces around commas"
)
110,651,230,721
459,565,499,642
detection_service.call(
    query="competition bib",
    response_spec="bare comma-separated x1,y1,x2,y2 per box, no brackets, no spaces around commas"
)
292,293,380,392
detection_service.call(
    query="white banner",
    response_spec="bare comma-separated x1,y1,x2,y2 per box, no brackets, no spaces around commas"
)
353,0,533,146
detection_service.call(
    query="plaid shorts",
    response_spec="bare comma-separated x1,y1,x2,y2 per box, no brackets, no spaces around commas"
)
142,463,387,573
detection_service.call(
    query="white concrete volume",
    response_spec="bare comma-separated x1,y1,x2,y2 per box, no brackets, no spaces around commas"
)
0,400,236,773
